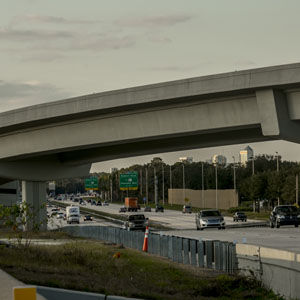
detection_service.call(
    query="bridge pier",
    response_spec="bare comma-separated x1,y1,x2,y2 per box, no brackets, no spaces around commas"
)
22,181,47,231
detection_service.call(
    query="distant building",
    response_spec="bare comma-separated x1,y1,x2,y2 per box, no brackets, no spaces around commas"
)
240,146,254,165
211,155,227,165
179,157,193,163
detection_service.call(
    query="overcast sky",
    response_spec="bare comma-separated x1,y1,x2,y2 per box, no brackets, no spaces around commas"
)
2,0,300,172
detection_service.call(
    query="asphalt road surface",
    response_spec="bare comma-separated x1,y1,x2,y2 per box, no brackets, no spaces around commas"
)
48,200,300,252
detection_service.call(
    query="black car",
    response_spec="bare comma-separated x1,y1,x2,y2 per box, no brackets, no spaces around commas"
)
233,212,247,222
270,205,300,228
96,201,102,206
84,215,93,221
155,205,164,212
144,206,151,212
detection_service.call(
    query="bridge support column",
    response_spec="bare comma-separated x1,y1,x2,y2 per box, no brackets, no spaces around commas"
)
22,181,47,231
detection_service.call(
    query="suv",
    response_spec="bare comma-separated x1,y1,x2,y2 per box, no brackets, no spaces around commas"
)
195,209,225,230
124,214,148,231
155,205,164,212
182,205,192,214
233,212,247,222
270,205,300,228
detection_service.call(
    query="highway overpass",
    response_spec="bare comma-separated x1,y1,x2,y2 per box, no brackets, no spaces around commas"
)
1,62,300,228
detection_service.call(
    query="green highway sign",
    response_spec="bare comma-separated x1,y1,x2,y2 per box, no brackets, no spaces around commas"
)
85,177,98,190
120,172,138,190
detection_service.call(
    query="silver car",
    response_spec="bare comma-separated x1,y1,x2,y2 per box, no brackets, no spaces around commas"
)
195,209,225,230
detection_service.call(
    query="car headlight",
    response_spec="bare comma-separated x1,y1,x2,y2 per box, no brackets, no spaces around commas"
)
200,219,207,224
129,222,135,228
278,215,285,219
297,215,300,219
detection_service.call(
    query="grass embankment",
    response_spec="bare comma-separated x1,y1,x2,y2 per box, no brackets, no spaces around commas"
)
0,240,282,300
0,226,78,240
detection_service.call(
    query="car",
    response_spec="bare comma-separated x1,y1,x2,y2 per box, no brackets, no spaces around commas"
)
182,205,192,214
270,205,300,228
96,201,102,206
103,201,109,206
124,214,148,231
91,200,96,205
155,205,164,212
195,209,226,230
119,207,127,213
56,212,64,219
84,215,93,221
144,206,151,212
233,212,247,222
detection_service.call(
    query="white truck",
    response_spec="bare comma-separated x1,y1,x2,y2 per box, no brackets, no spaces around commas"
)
66,206,80,224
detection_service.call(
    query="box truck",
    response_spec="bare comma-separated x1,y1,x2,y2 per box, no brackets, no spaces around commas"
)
66,206,80,224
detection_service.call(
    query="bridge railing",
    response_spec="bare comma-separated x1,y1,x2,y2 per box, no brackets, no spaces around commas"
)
61,226,237,274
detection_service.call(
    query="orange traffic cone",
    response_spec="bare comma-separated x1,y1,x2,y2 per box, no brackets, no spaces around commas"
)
142,226,149,252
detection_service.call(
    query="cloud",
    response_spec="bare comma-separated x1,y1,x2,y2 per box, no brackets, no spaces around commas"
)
11,14,101,26
115,14,192,28
147,36,172,43
0,27,75,41
0,80,70,112
69,35,136,51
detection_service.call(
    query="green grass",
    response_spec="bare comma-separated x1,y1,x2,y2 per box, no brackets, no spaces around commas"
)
0,240,283,299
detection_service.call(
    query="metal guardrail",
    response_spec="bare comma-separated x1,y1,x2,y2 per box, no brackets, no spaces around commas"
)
61,226,238,274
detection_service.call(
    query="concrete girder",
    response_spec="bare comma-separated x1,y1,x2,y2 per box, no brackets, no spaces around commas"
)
256,89,300,142
0,160,91,181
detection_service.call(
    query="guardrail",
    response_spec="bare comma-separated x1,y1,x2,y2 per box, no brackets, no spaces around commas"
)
61,226,237,274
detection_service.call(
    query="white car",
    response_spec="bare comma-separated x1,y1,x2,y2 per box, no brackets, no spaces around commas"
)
56,212,64,219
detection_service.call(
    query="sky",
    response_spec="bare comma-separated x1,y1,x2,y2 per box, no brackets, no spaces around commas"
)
2,0,300,172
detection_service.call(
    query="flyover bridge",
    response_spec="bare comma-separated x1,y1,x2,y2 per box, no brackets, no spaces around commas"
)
1,62,300,228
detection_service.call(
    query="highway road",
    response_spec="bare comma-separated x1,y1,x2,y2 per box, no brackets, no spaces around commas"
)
48,200,300,252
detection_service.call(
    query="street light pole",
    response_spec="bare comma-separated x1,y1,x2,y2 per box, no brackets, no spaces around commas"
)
183,163,185,202
170,165,173,207
232,156,236,205
276,151,280,206
154,166,158,206
145,168,148,205
162,164,165,206
215,163,218,209
201,162,204,208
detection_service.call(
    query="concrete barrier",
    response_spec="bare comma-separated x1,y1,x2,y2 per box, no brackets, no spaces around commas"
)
236,244,300,299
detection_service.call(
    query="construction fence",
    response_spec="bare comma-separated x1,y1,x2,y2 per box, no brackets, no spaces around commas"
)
168,188,238,210
61,226,237,274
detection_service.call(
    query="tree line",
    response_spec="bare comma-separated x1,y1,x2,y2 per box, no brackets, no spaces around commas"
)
54,154,300,207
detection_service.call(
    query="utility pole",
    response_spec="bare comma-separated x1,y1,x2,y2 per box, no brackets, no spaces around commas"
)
146,168,148,205
215,163,218,209
201,162,204,208
170,165,172,207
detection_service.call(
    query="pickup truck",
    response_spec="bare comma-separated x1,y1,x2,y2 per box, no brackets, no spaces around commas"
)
124,214,148,231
